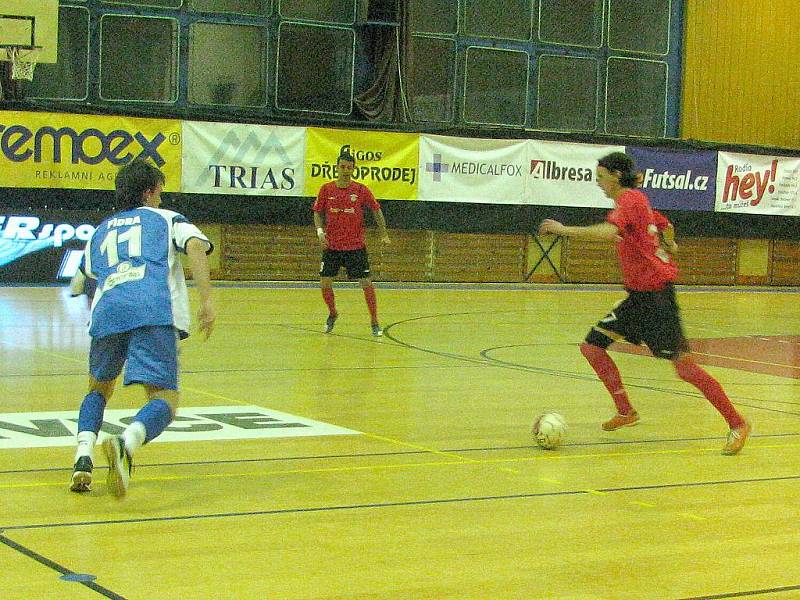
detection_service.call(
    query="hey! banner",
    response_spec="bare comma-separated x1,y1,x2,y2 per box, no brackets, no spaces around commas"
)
715,152,800,215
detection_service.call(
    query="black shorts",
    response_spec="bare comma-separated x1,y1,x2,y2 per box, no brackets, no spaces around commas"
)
586,283,689,359
320,248,371,279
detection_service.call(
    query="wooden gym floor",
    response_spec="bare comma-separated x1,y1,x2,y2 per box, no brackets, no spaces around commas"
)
1,283,799,600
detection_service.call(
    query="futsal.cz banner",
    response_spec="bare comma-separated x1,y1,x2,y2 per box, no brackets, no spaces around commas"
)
626,146,717,211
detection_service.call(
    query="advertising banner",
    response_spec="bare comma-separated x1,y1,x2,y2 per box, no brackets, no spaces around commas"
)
715,152,800,215
0,111,182,191
418,135,526,204
304,128,419,200
0,211,99,283
181,122,305,196
626,147,717,211
526,140,624,208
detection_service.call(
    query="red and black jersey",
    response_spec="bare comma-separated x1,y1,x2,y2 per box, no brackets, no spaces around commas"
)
606,189,678,291
313,181,380,251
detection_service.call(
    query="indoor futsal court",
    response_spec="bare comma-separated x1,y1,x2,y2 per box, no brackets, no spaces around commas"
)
2,282,799,599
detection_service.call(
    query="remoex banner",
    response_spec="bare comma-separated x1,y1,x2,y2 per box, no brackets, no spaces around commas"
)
715,152,800,215
0,111,182,191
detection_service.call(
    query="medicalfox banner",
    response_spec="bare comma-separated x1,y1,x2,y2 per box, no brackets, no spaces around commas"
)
418,134,527,204
715,152,800,215
0,111,182,190
304,128,419,200
181,121,305,195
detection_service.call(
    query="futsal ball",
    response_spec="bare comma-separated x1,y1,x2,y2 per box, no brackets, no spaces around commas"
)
532,412,567,450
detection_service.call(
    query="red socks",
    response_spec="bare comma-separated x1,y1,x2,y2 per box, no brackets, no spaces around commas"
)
674,357,744,428
321,287,336,317
323,286,379,324
579,343,634,415
363,285,378,324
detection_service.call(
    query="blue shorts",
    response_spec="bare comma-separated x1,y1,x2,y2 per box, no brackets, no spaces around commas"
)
89,325,179,390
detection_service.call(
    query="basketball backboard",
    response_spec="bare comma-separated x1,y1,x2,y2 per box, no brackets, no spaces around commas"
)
0,0,58,64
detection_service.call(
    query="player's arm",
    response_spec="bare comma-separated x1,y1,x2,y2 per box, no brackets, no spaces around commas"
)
539,219,620,241
372,207,390,244
313,210,328,249
652,209,678,254
186,238,215,340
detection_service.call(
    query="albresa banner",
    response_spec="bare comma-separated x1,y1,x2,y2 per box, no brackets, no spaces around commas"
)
181,121,305,196
715,152,800,215
419,135,526,204
626,146,717,211
0,111,181,191
304,128,419,200
526,140,624,208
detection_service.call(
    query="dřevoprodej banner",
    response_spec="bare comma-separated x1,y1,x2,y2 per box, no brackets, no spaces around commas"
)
0,111,182,191
304,128,419,200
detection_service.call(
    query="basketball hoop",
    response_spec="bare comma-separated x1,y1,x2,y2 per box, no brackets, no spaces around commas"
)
8,47,37,81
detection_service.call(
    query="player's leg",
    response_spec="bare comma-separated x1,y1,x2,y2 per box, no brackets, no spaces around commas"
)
71,334,127,493
580,296,640,430
102,326,179,497
320,250,341,332
349,249,381,336
649,287,750,454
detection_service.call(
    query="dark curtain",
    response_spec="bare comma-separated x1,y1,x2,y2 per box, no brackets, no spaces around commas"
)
353,0,410,122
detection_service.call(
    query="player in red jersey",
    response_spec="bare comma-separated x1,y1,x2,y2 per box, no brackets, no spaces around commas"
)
313,150,390,336
539,151,751,455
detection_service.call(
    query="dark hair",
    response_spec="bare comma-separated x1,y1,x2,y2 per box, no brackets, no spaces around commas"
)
115,159,166,210
598,152,638,188
337,151,356,166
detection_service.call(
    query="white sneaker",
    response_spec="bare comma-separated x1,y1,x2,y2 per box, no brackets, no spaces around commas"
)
103,436,132,498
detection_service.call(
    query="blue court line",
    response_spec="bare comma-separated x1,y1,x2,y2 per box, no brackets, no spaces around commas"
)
2,473,799,533
0,532,125,599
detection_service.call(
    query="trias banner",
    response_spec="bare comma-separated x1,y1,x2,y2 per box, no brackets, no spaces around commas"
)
526,140,624,208
181,122,305,195
304,128,419,200
626,146,716,211
715,152,800,215
0,111,182,191
418,135,526,204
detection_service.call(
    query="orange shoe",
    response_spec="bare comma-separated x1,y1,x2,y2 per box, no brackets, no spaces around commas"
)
722,421,752,455
602,411,640,431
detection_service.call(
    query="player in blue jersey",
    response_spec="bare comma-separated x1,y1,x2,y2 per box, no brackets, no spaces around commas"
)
69,159,215,497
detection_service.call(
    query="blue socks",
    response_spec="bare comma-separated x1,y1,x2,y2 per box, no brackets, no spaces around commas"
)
133,399,173,444
77,390,106,434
